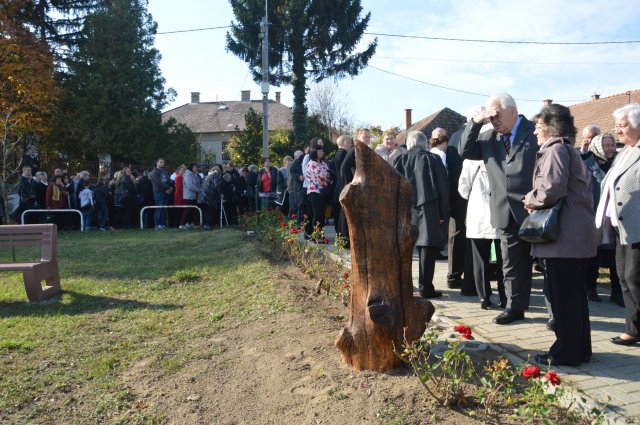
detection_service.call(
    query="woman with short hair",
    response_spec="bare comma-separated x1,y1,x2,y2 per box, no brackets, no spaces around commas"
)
596,103,640,346
524,104,597,366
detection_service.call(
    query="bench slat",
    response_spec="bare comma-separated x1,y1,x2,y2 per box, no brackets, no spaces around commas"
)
0,262,40,271
0,240,52,247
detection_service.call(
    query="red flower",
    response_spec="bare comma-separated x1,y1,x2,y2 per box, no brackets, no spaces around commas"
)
342,272,350,279
323,237,330,244
291,214,298,219
522,365,541,379
288,239,294,245
453,325,473,340
289,228,296,234
303,214,308,219
280,222,287,228
277,215,283,221
341,283,350,289
545,371,560,386
461,330,473,340
269,236,274,241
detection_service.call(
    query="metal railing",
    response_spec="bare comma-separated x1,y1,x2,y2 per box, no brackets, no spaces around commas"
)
20,209,84,231
138,205,203,230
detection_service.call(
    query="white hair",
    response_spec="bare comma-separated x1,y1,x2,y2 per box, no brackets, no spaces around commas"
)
582,124,601,137
613,103,640,129
336,135,353,148
487,93,517,112
406,131,428,150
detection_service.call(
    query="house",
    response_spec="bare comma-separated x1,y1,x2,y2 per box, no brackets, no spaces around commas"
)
569,90,640,138
162,90,293,163
396,107,467,146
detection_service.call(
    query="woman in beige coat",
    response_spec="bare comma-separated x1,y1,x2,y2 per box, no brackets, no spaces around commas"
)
524,104,597,366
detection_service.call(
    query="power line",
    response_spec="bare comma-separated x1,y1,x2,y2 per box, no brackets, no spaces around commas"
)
367,65,589,103
375,55,640,66
156,25,231,35
365,32,640,45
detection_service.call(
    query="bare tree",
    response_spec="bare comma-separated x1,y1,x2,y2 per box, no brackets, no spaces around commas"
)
307,80,355,142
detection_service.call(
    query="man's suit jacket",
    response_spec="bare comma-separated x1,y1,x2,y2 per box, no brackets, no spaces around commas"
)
459,116,538,229
393,147,449,247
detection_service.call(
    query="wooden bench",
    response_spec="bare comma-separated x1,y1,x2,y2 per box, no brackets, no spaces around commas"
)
0,224,61,302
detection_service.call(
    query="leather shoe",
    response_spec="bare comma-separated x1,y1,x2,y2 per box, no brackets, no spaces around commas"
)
610,336,640,346
421,290,443,299
480,299,492,310
534,354,559,366
447,279,462,289
610,293,625,307
493,309,524,325
546,318,556,332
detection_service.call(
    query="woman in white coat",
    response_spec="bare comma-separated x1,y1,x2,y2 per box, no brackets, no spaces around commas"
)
459,159,506,309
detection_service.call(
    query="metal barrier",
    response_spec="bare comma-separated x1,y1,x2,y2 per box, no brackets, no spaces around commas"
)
20,209,84,231
139,205,203,230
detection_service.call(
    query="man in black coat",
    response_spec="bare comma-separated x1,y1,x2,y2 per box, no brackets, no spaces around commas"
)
330,135,353,236
393,130,449,299
459,93,538,324
288,150,306,221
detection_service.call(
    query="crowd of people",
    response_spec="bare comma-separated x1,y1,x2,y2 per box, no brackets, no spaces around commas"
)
8,95,640,368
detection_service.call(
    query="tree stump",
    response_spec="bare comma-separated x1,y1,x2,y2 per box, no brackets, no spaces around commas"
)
335,141,435,371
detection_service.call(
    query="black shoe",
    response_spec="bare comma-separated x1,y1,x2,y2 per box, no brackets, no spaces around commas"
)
546,318,555,332
610,336,640,346
480,299,492,310
493,309,524,325
587,289,602,302
610,293,625,307
447,279,462,289
460,289,478,296
421,290,443,299
534,354,559,366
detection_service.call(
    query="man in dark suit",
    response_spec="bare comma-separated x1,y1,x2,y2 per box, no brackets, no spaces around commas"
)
459,93,538,324
330,135,353,236
394,131,449,299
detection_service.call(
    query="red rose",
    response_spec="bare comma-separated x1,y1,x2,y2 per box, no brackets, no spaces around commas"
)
522,365,541,379
280,222,286,228
545,371,560,386
291,214,298,219
288,239,294,245
303,214,308,219
342,272,349,279
289,228,296,234
323,237,330,243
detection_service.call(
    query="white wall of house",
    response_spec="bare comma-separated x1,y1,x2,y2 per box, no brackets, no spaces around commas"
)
196,132,229,165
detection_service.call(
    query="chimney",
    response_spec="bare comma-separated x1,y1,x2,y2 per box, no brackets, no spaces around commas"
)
241,90,251,102
405,109,412,130
592,93,600,101
543,99,553,106
275,91,281,103
190,92,200,103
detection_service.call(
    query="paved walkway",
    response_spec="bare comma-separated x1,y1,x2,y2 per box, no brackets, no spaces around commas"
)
322,225,640,423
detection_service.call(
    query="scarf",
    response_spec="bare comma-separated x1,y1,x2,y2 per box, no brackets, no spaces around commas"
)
52,184,60,202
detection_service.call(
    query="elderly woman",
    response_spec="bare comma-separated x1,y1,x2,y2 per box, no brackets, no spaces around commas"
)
524,104,597,366
304,143,331,240
584,133,623,305
596,103,640,346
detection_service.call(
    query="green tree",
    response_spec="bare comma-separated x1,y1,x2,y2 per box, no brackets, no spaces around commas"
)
159,118,199,167
226,107,264,167
226,0,376,144
50,0,174,164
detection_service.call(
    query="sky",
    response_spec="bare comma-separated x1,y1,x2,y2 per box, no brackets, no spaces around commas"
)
147,0,640,131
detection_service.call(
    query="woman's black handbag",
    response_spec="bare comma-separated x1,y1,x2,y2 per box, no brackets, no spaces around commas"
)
518,199,563,243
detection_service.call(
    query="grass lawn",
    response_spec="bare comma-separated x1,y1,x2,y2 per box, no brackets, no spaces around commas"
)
0,228,294,423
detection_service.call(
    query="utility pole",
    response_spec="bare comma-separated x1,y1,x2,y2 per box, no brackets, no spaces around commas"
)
260,0,269,158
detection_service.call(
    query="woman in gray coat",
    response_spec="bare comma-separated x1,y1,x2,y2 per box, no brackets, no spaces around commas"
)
524,104,597,366
596,103,640,346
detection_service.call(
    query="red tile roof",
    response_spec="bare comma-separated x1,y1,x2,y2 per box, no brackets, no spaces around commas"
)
569,90,640,138
396,107,467,145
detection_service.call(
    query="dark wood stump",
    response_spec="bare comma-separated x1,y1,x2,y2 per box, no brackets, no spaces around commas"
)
335,141,435,371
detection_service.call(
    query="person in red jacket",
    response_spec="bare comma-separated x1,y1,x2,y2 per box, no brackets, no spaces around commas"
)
46,175,68,228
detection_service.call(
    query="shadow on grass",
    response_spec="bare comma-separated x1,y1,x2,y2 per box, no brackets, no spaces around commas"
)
0,289,180,318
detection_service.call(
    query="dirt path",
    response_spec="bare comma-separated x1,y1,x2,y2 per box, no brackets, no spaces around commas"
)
121,264,485,424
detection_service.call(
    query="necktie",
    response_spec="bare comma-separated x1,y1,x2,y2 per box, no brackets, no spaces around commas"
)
503,133,512,155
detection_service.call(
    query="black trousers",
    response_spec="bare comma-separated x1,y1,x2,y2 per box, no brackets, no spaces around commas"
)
587,249,622,295
500,217,533,311
544,257,592,366
418,246,440,295
305,192,325,237
616,238,640,337
447,216,467,283
471,239,505,303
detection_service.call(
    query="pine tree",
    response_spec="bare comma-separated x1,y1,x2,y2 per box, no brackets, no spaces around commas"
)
226,0,376,144
51,0,175,164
